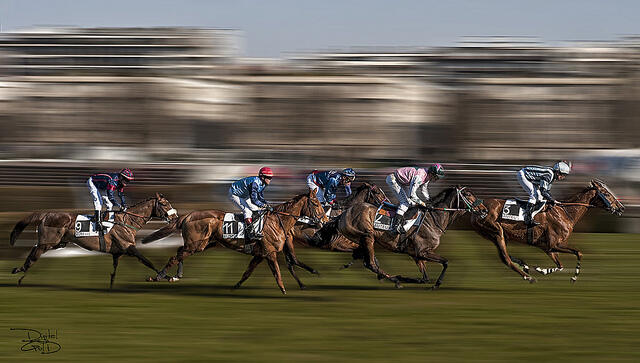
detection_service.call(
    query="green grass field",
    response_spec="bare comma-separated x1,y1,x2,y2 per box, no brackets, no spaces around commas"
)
1,231,639,362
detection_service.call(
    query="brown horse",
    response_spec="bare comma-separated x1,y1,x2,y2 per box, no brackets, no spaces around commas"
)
469,179,625,283
9,193,178,288
143,190,326,294
313,186,488,288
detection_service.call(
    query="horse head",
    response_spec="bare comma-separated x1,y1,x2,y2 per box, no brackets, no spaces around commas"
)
589,179,625,216
299,189,329,228
152,192,179,222
433,185,487,218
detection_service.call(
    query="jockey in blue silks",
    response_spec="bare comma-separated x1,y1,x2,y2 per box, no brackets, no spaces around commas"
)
229,166,274,239
306,168,356,207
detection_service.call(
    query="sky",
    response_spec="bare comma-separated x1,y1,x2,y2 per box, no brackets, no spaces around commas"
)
1,0,639,57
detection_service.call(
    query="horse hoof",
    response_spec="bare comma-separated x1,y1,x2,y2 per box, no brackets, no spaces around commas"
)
281,290,287,295
395,283,404,289
169,276,180,283
430,285,440,290
145,276,156,282
299,285,306,290
232,284,241,290
311,270,320,275
570,277,577,283
11,268,19,274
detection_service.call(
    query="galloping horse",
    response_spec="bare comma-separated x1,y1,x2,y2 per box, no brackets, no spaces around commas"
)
469,179,625,283
313,186,488,288
144,190,326,294
9,193,178,288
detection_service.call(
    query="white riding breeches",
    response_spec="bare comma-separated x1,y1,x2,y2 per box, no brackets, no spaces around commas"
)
228,188,261,219
517,170,543,204
386,174,412,215
87,177,113,211
306,174,326,203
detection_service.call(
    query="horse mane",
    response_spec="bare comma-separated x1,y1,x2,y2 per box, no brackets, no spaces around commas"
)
274,193,308,212
341,182,374,205
430,186,458,206
128,195,159,209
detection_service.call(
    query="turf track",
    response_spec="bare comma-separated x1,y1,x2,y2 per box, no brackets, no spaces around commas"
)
1,231,639,362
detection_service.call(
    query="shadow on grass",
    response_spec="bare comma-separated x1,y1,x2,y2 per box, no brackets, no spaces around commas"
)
0,282,334,301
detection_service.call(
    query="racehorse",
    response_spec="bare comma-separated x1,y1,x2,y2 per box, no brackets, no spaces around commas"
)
313,186,488,288
9,193,178,288
469,179,625,283
143,183,385,289
143,190,326,294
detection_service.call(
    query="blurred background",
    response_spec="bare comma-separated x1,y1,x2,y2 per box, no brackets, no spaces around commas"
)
1,2,640,260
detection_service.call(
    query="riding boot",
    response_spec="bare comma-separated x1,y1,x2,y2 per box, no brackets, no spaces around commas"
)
524,203,539,227
391,214,406,234
244,218,254,243
94,210,106,232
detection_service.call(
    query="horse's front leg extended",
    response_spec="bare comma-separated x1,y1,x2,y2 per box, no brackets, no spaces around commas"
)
493,227,535,283
361,233,402,288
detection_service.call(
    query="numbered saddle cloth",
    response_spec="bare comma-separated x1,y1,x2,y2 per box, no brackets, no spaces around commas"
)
74,212,115,237
374,203,422,231
223,213,265,239
501,199,545,221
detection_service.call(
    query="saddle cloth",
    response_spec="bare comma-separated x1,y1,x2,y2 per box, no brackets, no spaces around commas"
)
374,203,421,231
501,199,546,221
74,212,115,237
223,213,266,239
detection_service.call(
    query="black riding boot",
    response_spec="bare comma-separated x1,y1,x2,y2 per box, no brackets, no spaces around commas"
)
94,210,106,231
391,214,406,234
524,203,539,227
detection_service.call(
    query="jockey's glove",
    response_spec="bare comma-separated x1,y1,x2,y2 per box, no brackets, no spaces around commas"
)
265,205,274,212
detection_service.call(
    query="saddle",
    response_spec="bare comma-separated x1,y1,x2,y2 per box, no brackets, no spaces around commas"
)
222,213,266,240
74,212,115,238
501,199,546,222
374,203,422,231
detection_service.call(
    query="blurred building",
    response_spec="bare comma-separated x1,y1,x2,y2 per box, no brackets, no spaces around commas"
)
0,29,639,226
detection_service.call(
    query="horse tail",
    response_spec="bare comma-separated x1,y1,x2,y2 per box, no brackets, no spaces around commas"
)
141,215,184,244
10,212,47,246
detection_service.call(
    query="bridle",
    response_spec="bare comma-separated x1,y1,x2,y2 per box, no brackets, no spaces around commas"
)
273,195,325,228
430,186,486,216
112,197,177,230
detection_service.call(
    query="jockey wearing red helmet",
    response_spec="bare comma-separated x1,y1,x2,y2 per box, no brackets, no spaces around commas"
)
229,166,274,240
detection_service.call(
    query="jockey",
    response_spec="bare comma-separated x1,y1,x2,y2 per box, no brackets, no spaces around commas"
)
229,166,274,240
87,168,134,229
517,161,571,226
386,164,445,234
306,168,356,207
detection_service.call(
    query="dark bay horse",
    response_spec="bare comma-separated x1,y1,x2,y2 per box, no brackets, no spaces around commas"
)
469,179,625,283
144,190,326,294
313,186,488,288
9,193,178,288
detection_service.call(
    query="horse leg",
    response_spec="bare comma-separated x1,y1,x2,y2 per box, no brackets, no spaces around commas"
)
534,252,564,275
176,261,184,279
393,258,430,284
265,252,286,295
418,251,448,289
110,254,123,289
360,234,402,288
550,246,583,283
150,245,196,282
509,255,531,274
233,255,263,289
284,236,318,275
12,245,49,286
492,226,535,283
284,253,306,290
126,245,159,275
